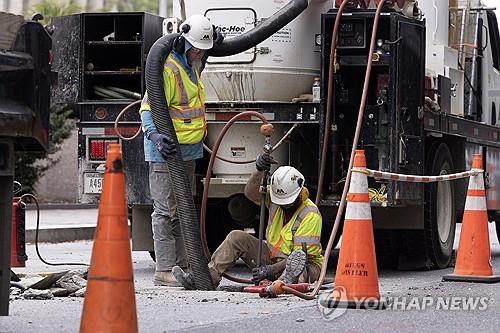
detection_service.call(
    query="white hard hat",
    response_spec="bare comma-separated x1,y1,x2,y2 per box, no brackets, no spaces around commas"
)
270,166,305,206
180,15,213,50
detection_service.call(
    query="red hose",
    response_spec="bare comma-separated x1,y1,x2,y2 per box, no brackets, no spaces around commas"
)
316,0,351,206
114,100,142,141
200,111,269,284
285,0,387,300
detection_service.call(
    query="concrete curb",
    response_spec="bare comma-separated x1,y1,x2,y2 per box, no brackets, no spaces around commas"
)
26,224,132,244
26,225,96,244
25,204,98,210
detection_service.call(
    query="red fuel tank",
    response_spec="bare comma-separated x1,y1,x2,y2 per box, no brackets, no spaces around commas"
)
11,198,27,267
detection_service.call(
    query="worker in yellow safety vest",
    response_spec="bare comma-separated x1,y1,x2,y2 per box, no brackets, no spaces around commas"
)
173,156,324,289
139,14,214,286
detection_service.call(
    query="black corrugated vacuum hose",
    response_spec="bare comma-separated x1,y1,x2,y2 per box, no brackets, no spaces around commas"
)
145,33,214,290
144,0,310,290
208,0,308,57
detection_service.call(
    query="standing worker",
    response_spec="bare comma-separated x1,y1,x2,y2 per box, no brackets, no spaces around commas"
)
173,156,324,289
139,15,214,286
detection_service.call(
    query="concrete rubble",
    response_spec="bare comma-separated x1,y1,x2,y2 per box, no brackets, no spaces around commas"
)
55,270,87,294
23,289,54,300
11,269,88,299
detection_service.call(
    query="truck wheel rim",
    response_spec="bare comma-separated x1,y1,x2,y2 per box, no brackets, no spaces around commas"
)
437,169,452,244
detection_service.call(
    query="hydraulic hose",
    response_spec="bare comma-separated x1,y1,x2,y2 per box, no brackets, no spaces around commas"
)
203,123,298,165
200,111,269,285
115,101,297,155
316,0,351,206
283,0,386,299
208,0,308,57
145,33,214,290
114,100,142,141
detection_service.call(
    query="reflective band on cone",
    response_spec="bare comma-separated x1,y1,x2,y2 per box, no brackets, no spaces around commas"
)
321,150,386,309
443,153,500,283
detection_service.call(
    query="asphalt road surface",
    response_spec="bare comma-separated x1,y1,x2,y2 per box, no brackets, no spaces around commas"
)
1,223,499,333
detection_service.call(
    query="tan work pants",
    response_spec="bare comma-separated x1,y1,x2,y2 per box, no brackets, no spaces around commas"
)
208,230,320,286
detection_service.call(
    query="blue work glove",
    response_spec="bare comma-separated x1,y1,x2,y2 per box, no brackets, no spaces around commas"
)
255,154,276,172
252,265,275,283
149,132,176,158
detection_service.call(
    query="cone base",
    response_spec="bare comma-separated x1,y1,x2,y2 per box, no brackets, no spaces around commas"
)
442,274,500,283
320,296,387,310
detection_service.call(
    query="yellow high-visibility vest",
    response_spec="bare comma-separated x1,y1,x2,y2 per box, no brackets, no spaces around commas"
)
140,54,206,145
266,197,324,268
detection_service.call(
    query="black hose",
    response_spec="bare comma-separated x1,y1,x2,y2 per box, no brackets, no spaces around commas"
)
20,194,89,266
143,0,309,288
208,0,308,57
145,34,214,290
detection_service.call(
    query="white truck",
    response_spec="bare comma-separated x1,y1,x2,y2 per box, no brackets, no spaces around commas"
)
54,0,500,269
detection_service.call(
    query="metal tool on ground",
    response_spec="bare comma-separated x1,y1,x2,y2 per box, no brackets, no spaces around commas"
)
80,144,138,332
244,280,310,298
256,124,274,273
443,154,500,283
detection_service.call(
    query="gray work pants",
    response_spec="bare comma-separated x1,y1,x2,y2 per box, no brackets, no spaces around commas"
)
149,160,195,272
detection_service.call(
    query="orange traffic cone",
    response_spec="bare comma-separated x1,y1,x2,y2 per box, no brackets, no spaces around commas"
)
443,153,500,283
322,150,385,309
80,144,138,332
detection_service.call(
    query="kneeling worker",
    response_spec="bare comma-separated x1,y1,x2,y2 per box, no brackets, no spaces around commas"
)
173,155,324,289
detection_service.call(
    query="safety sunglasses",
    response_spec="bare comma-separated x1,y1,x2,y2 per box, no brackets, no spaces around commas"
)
191,47,204,54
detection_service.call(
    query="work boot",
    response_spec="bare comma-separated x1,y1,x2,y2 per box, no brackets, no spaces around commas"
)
153,271,182,287
172,266,196,290
278,249,306,284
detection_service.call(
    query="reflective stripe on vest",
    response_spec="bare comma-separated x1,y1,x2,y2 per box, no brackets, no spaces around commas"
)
291,205,318,235
164,61,189,104
293,236,321,246
267,201,320,257
163,57,206,144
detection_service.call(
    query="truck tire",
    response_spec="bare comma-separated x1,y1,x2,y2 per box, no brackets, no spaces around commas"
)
424,143,456,268
321,220,343,251
205,198,237,252
374,230,400,269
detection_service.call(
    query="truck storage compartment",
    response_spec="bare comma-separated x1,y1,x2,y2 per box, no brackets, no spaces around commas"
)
84,14,143,41
82,14,148,102
52,13,163,106
83,74,141,101
84,44,142,72
50,12,164,204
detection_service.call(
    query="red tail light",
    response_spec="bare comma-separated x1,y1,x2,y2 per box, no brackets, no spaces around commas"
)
89,138,119,161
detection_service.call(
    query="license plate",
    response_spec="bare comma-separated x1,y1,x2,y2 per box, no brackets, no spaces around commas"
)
84,173,103,194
